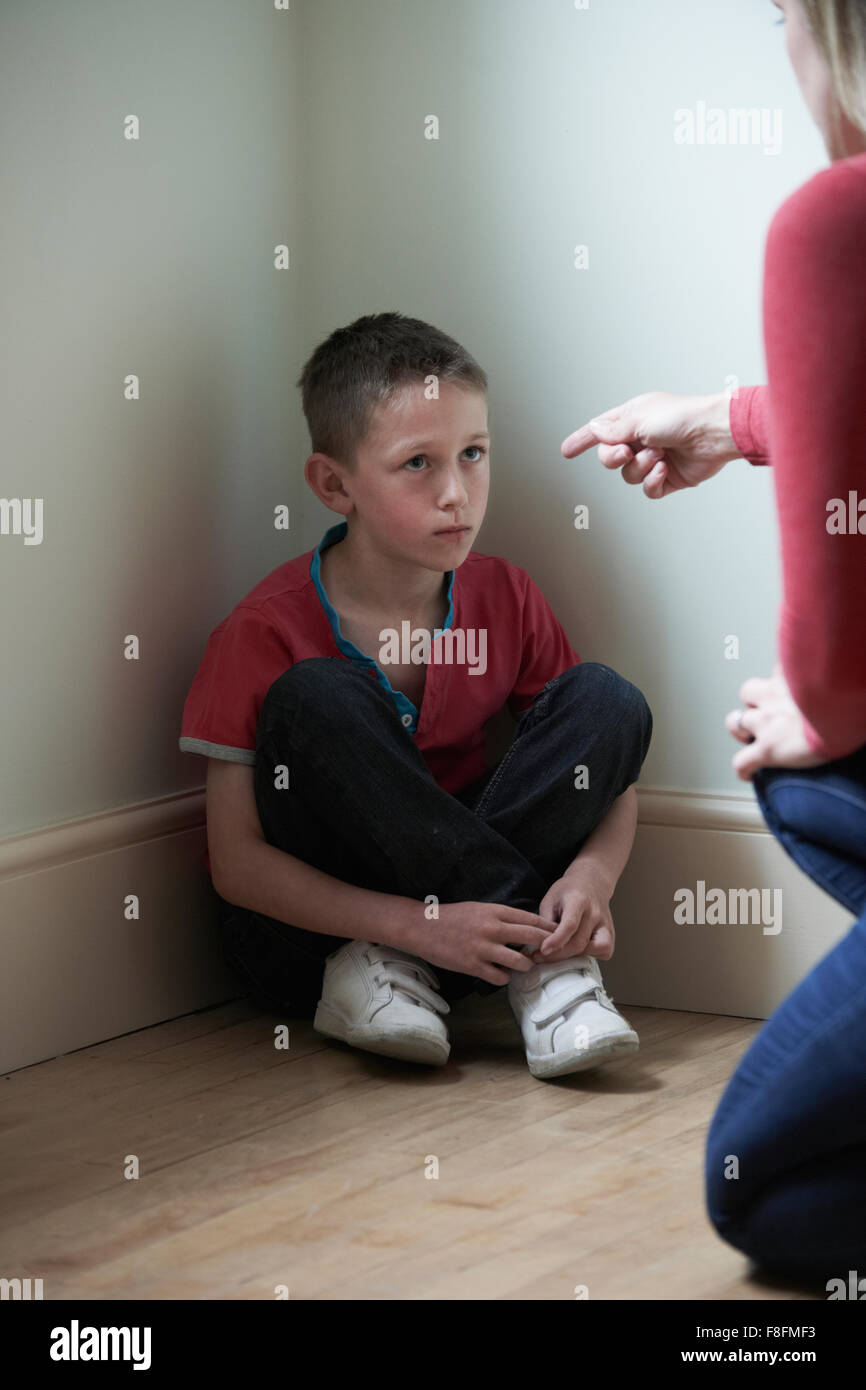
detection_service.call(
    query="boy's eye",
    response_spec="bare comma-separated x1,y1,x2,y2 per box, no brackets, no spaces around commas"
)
402,447,487,471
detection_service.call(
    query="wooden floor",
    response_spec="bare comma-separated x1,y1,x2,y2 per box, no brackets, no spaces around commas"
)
0,995,821,1300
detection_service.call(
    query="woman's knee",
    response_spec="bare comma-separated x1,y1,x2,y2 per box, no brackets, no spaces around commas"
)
752,766,813,841
754,763,866,859
704,1109,750,1247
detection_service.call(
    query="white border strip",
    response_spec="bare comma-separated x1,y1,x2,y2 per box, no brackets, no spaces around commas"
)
636,786,768,834
0,790,207,884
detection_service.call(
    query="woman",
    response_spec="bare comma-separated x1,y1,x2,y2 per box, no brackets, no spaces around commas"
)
562,0,866,1283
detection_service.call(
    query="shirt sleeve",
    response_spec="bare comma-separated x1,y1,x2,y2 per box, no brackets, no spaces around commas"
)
729,384,771,466
507,572,581,717
179,606,293,763
761,165,866,760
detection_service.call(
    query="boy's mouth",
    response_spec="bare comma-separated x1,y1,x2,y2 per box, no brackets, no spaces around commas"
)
433,525,472,537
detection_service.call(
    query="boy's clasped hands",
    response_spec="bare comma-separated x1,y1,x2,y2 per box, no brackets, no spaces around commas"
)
403,863,615,988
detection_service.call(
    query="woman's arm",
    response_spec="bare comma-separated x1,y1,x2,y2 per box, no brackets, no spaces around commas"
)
761,160,866,760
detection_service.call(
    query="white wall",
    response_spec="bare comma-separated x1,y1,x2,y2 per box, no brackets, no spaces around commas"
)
1,0,308,840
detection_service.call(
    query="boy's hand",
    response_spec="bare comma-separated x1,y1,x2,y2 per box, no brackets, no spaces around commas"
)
527,867,615,964
405,902,558,986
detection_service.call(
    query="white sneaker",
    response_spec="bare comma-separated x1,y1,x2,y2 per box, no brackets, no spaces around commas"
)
507,953,639,1079
313,940,451,1066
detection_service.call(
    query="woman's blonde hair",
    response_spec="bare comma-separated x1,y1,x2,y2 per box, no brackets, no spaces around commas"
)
798,1,866,139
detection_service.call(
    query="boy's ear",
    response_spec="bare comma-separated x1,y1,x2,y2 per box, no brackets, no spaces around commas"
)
304,452,353,517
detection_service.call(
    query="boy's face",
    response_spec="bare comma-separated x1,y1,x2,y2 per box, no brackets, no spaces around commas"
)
345,380,490,573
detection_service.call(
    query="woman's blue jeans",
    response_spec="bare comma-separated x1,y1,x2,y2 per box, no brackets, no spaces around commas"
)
705,745,866,1282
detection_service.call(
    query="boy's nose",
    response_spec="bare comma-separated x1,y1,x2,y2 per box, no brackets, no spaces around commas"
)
439,470,469,504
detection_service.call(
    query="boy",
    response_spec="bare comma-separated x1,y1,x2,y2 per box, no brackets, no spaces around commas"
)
179,312,651,1079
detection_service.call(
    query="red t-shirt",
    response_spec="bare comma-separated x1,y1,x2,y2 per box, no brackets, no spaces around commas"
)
180,522,580,853
729,151,866,761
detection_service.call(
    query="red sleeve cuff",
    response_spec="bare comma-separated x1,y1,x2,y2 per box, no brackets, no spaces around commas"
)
729,385,771,467
800,710,863,762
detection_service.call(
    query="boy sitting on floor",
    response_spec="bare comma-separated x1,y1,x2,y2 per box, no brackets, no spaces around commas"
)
179,311,652,1079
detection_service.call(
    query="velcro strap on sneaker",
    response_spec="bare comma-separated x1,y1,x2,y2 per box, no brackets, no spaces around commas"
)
364,945,450,1015
378,963,451,1015
528,971,601,1027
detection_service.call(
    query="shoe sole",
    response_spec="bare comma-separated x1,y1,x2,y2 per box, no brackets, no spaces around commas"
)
313,1000,450,1067
526,1031,640,1079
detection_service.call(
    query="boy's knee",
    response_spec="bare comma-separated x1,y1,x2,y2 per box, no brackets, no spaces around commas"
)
261,656,364,718
556,662,652,752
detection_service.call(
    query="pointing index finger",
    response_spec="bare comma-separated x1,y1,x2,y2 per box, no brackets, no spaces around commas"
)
561,422,601,458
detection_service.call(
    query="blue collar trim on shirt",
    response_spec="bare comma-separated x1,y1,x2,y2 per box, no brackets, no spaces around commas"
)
309,520,455,734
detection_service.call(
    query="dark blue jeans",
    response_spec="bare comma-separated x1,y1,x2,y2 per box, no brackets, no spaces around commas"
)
218,658,652,1017
705,745,866,1282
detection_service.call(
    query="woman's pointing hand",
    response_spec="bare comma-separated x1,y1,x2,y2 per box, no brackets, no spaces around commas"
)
561,390,742,499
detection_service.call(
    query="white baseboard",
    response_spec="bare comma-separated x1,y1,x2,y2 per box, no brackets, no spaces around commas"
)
606,787,852,1019
0,791,234,1074
0,786,853,1073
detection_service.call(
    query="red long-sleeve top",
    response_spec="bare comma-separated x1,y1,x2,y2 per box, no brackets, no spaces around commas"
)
729,151,866,761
